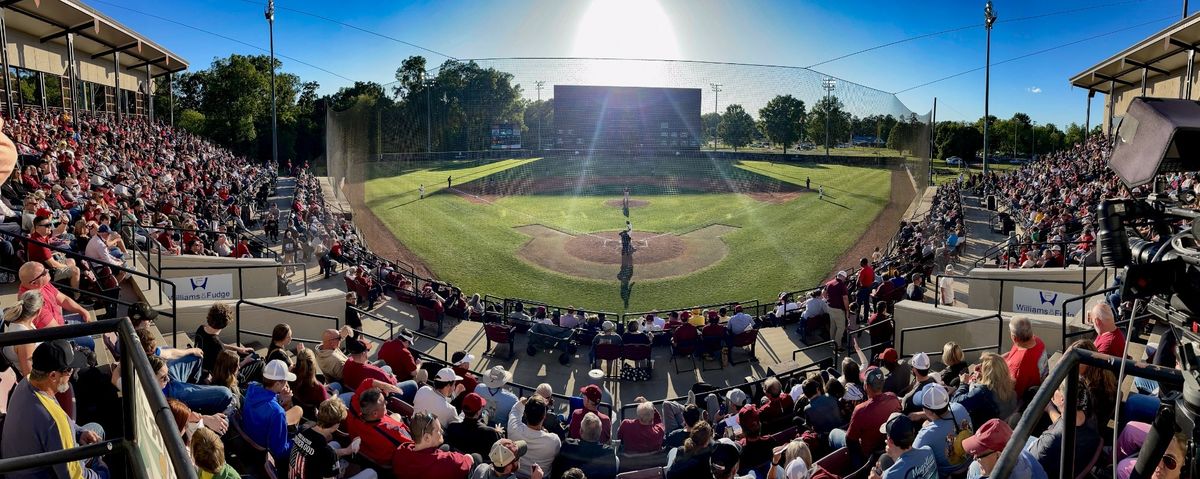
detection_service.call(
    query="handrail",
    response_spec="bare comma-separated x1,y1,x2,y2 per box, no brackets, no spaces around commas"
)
240,328,322,346
234,298,339,346
349,305,398,339
1057,286,1120,351
156,261,309,296
898,313,1004,358
973,239,1095,270
624,298,761,323
0,228,180,345
504,297,618,321
791,340,839,362
933,273,1085,315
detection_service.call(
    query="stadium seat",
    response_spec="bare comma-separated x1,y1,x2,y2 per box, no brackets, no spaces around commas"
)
229,412,280,479
728,329,760,365
620,344,652,379
593,343,623,377
483,323,516,360
617,450,670,472
700,329,727,371
615,466,665,479
803,313,831,344
416,303,443,336
670,335,699,374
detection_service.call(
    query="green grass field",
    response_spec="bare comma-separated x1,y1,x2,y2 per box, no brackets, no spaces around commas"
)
364,157,891,312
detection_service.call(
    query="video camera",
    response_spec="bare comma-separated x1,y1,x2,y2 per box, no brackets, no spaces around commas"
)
1099,97,1200,478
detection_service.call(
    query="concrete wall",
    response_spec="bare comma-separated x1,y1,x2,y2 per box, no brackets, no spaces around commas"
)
893,301,1091,364
160,289,345,348
961,266,1117,315
1104,66,1195,133
156,255,281,300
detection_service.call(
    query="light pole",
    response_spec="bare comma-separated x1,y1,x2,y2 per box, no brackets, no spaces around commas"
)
710,83,722,148
535,80,545,151
822,77,836,159
983,0,996,175
1030,120,1036,161
265,0,278,168
423,73,432,154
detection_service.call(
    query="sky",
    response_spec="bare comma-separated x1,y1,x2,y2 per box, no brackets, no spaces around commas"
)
98,0,1188,127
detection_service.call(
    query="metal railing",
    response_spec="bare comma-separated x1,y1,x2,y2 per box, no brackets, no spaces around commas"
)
932,273,1086,315
0,318,196,479
155,261,310,297
972,239,1096,270
897,313,1004,358
233,298,339,346
1057,286,1120,352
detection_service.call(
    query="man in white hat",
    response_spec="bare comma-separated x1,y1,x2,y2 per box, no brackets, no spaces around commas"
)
242,359,303,464
900,352,938,413
475,366,519,427
414,367,465,429
910,382,972,477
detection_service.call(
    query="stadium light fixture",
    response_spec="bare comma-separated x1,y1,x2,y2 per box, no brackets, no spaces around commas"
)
822,77,837,159
266,0,278,168
983,0,997,175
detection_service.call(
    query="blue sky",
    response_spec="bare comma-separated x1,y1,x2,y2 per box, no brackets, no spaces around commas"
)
99,0,1184,127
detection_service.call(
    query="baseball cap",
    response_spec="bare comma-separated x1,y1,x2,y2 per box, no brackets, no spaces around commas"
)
914,383,949,410
580,384,603,403
97,224,111,234
785,458,810,479
734,305,743,312
434,367,463,383
344,337,370,355
489,439,528,468
726,388,748,406
864,367,886,390
461,393,486,414
836,270,848,279
880,412,917,445
962,418,1013,456
451,351,475,367
484,366,511,389
129,302,159,323
262,359,297,382
394,329,416,343
738,404,760,432
32,339,89,371
911,352,930,370
878,348,899,364
710,440,743,475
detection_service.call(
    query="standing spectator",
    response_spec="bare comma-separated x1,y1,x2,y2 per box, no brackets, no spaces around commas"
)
0,340,107,479
823,271,850,346
475,366,519,428
866,303,894,354
1003,316,1048,399
829,368,901,460
938,265,955,306
880,415,937,479
554,412,619,479
963,419,1047,479
472,439,541,479
393,412,476,479
951,353,1017,428
1089,302,1125,358
508,395,563,478
289,398,375,479
618,400,666,454
446,393,502,457
242,359,301,465
378,329,422,382
415,367,466,429
569,384,612,443
856,258,875,321
905,274,926,301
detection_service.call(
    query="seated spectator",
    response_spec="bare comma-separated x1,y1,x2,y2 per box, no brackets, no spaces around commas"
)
666,421,715,479
2,291,43,377
569,385,612,443
881,414,937,478
1027,381,1101,479
342,337,397,391
800,289,830,336
193,302,253,372
1088,302,1125,358
801,378,842,434
291,348,331,415
876,348,913,396
715,388,748,438
474,439,542,479
17,261,94,350
1003,316,1048,398
446,393,503,457
316,326,352,383
765,440,812,479
728,305,754,334
757,377,794,425
415,367,466,429
618,400,666,454
554,412,619,479
508,395,563,478
665,404,705,449
900,353,935,413
589,321,622,367
26,214,81,292
940,342,969,389
622,320,651,345
905,274,926,301
243,359,303,465
952,352,1017,429
964,418,1046,479
710,440,752,479
345,382,412,467
1069,340,1118,434
394,411,476,479
379,329,422,381
267,323,300,366
0,340,108,479
910,383,972,476
829,368,901,460
142,331,235,415
192,427,240,479
737,406,774,475
289,398,376,479
702,312,729,363
451,351,479,397
476,366,519,428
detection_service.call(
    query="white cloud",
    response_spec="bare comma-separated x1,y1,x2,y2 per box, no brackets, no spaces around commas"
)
1027,86,1042,94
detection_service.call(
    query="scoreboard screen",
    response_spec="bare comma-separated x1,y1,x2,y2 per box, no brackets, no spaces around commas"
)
491,124,522,150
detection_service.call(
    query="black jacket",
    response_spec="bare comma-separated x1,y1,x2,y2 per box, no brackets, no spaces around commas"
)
444,417,501,458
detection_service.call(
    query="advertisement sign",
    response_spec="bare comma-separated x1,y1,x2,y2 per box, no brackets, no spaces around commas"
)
173,274,235,300
1012,286,1082,317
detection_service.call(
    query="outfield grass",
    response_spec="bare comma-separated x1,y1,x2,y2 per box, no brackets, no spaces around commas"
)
364,157,891,312
702,145,905,157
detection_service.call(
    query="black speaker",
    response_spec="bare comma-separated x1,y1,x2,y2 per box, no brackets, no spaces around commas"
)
986,195,997,211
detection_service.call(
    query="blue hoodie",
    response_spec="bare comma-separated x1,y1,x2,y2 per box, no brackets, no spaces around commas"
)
242,382,291,461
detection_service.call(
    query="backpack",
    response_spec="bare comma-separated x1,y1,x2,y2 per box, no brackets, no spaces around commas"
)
946,407,974,468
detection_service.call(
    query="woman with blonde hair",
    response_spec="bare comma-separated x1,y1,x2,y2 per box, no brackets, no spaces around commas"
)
667,420,715,473
941,341,969,388
2,291,43,377
290,347,329,415
951,352,1017,427
767,439,813,479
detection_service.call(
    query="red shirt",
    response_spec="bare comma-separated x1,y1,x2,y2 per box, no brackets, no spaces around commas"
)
845,392,901,454
758,393,795,423
452,366,478,395
18,282,65,329
341,359,396,391
27,232,54,264
824,279,849,310
346,381,412,465
568,407,612,443
1094,329,1126,358
858,265,875,288
391,444,472,479
378,340,419,382
617,417,664,454
1005,337,1048,397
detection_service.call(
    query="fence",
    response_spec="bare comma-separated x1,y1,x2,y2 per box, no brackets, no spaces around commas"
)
234,298,339,346
897,313,1004,359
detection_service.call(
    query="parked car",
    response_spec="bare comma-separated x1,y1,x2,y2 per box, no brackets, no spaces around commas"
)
945,156,962,165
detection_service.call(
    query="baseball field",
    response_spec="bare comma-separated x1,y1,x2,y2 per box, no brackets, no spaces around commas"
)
358,156,902,312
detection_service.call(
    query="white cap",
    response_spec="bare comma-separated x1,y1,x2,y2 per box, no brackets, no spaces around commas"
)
262,359,296,382
453,353,476,367
726,388,747,406
911,352,931,370
915,383,950,410
434,367,463,383
784,458,810,479
836,270,848,279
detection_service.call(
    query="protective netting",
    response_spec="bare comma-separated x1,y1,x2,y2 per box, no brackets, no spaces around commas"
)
325,98,374,200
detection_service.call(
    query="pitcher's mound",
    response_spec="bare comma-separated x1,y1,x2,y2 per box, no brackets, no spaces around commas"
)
565,232,683,264
604,199,649,208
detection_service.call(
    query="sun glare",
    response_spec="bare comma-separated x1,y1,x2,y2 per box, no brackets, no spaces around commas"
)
572,0,680,86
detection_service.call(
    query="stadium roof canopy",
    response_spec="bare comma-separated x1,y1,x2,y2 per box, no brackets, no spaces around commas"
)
4,0,187,77
1070,13,1200,95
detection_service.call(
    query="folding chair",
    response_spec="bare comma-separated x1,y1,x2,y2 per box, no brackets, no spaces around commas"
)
593,343,623,378
483,323,516,360
728,329,760,365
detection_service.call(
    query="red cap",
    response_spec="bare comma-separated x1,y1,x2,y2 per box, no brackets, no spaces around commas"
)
734,305,743,312
461,392,486,414
879,348,899,363
738,404,760,432
580,384,602,403
962,418,1013,456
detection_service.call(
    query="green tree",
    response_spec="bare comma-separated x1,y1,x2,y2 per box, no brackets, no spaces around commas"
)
177,109,206,135
758,94,806,153
393,56,428,100
717,104,755,151
701,112,722,147
522,98,553,150
805,95,851,150
934,121,983,161
329,81,391,111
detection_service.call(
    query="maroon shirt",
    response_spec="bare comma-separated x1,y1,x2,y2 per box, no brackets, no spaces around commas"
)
824,278,849,310
1094,329,1126,358
391,444,472,479
568,407,612,443
379,339,419,382
341,359,396,391
617,416,664,454
845,392,901,454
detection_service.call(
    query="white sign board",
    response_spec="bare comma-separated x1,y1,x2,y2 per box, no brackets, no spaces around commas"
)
1011,286,1082,317
173,274,235,301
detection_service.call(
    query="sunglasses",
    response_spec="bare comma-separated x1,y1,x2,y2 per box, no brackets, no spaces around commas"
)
36,223,52,228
